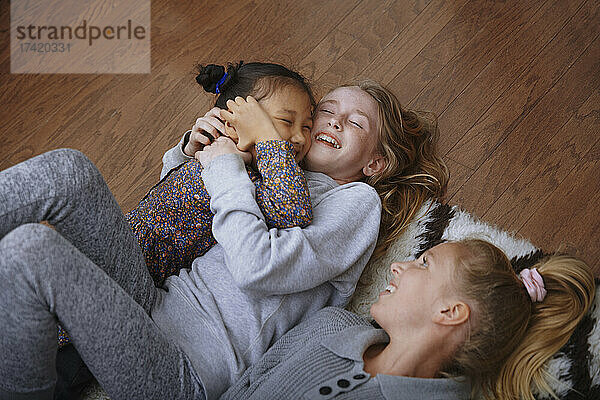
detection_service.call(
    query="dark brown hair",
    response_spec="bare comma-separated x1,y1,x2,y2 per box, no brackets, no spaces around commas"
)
195,61,315,108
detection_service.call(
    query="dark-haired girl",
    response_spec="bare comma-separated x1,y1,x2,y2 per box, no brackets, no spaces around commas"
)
129,62,317,288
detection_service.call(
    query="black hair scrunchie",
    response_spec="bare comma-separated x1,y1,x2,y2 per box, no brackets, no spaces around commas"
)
195,62,242,94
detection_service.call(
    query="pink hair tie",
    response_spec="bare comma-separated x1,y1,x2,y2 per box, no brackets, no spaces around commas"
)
519,268,547,302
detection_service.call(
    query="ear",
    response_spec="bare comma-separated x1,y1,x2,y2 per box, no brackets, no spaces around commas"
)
362,155,387,177
432,301,470,327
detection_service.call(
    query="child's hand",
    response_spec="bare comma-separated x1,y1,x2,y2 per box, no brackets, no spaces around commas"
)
220,96,281,151
195,136,253,167
184,107,226,157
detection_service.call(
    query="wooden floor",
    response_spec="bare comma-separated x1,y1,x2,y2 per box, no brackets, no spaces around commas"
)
1,0,599,273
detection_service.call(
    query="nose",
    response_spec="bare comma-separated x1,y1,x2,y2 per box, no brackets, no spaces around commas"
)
390,262,406,275
327,117,341,131
290,128,306,146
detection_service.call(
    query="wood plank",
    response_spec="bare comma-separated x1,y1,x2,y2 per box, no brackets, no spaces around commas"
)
300,0,430,87
0,75,109,169
0,0,10,72
1,0,262,173
450,36,600,218
317,0,434,87
206,0,349,66
266,0,361,70
407,0,545,114
483,90,600,232
437,0,584,154
0,0,249,170
518,136,600,274
446,0,599,169
297,0,428,84
387,0,510,104
444,156,473,201
364,0,469,85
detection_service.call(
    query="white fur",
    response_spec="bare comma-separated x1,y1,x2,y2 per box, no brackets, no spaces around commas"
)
442,207,537,260
535,354,574,398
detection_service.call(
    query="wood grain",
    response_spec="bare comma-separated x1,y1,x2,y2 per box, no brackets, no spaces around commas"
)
446,0,598,170
437,0,584,154
365,0,469,85
519,135,600,274
450,35,600,216
484,90,600,233
387,0,509,103
407,0,544,115
1,0,598,272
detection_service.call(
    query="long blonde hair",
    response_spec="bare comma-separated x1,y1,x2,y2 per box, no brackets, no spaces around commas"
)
348,81,448,259
447,239,596,399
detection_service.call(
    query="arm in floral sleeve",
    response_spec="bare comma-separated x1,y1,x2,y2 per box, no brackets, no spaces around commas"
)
253,140,312,229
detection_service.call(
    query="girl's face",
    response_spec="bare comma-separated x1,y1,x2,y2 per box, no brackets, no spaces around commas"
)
223,85,313,163
303,86,382,183
257,85,313,162
370,242,463,335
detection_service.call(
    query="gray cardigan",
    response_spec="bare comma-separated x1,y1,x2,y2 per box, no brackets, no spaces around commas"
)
221,307,471,400
151,137,382,399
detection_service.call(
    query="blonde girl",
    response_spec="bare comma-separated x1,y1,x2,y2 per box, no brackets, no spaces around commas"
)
222,239,595,400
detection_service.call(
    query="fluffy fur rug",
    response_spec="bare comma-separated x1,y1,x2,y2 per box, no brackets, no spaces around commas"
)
84,201,599,399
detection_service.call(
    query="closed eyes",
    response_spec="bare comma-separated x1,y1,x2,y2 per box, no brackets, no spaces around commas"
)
350,120,363,129
319,108,365,129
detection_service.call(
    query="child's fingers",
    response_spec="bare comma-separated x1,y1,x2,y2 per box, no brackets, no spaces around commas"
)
220,109,235,123
192,120,220,142
226,99,241,113
204,107,224,119
202,115,226,137
192,131,213,146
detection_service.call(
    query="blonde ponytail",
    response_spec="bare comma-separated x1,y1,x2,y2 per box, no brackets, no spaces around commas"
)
445,240,595,400
495,255,595,399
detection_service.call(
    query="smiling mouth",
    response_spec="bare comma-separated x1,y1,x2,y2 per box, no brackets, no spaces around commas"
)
315,132,341,149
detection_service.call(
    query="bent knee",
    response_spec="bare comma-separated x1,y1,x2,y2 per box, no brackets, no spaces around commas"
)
0,224,63,271
47,148,98,176
43,148,104,191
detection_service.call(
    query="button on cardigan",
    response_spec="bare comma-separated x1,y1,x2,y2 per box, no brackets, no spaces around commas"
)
222,307,471,400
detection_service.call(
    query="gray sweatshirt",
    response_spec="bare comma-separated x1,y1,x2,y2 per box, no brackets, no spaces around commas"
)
150,138,382,399
222,307,471,400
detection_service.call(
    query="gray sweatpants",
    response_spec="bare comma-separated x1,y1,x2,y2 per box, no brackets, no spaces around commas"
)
0,149,204,400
